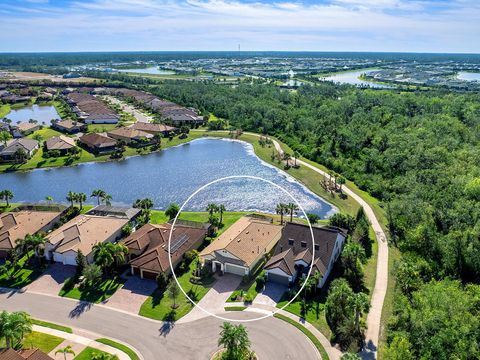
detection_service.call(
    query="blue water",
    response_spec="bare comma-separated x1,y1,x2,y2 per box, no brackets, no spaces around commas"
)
117,67,175,75
3,105,60,124
457,71,480,82
0,138,336,218
320,69,393,89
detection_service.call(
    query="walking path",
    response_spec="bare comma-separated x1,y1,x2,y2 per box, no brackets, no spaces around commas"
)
32,324,134,360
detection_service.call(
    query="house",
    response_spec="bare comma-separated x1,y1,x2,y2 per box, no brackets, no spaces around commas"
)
264,223,346,287
16,122,41,136
51,119,87,134
84,113,120,124
44,214,129,265
45,135,76,155
0,138,39,162
85,205,141,221
123,222,207,279
200,217,283,276
0,348,53,360
107,127,154,146
78,133,117,154
130,122,176,136
0,210,63,257
66,93,119,124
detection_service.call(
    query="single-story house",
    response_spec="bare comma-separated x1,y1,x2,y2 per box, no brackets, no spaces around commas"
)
130,122,176,136
84,113,120,124
45,135,76,155
200,217,283,276
0,348,53,360
16,122,41,136
107,127,154,146
0,138,39,162
0,210,63,257
264,223,346,287
123,222,207,279
44,214,128,265
78,132,117,154
85,205,141,221
52,119,87,134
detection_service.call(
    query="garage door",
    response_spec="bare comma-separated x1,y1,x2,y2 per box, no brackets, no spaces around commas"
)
267,272,291,286
142,270,158,280
225,263,247,276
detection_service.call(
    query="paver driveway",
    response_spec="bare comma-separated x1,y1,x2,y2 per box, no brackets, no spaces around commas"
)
26,263,76,295
178,273,242,323
254,282,287,307
102,275,157,314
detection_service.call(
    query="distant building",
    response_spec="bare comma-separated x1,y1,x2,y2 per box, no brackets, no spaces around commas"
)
129,122,176,136
0,138,39,162
78,133,117,154
107,127,154,146
16,122,41,136
51,119,87,134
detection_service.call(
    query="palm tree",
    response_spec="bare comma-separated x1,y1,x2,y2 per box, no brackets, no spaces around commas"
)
293,150,301,167
76,192,87,210
25,233,46,259
218,204,226,225
66,191,77,207
218,322,252,360
55,345,76,360
276,203,287,224
206,203,218,215
165,203,180,220
0,130,11,146
91,189,106,205
1,190,14,208
352,292,370,336
337,176,346,192
101,193,112,206
286,202,299,222
133,198,154,210
15,236,34,262
112,243,129,268
93,242,115,275
0,310,32,348
45,195,53,204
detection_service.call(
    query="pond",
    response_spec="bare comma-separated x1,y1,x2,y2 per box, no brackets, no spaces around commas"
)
0,138,336,218
117,67,175,75
320,69,393,89
3,104,61,124
457,71,480,82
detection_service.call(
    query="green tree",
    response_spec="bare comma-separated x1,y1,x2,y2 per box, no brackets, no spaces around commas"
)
76,192,87,210
0,130,12,146
91,353,119,360
55,345,76,360
165,203,180,220
66,191,76,207
1,190,14,207
382,335,415,360
341,241,366,292
275,203,287,224
91,189,106,205
82,264,102,286
218,322,252,360
218,204,226,225
286,202,299,222
93,242,115,275
75,250,87,279
167,279,180,309
206,203,218,215
0,310,32,348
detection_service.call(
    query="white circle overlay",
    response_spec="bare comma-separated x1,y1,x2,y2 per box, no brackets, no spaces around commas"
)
167,175,316,322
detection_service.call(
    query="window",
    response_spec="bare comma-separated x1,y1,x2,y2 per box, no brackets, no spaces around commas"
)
301,241,307,248
314,244,320,251
288,238,294,246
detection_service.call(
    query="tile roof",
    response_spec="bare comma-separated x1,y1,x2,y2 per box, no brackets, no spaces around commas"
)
0,348,52,360
45,135,76,151
54,120,85,130
130,122,176,133
1,138,39,155
107,127,154,140
79,133,117,148
0,211,61,250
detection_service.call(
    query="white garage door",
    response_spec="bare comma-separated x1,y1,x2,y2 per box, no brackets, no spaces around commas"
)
53,252,77,266
225,263,247,276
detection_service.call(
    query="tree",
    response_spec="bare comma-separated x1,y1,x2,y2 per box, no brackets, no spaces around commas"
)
276,203,287,224
306,213,320,225
341,241,366,291
15,236,34,262
24,233,46,260
325,278,354,337
45,195,53,204
66,191,77,207
341,354,361,360
337,176,346,192
167,279,180,309
112,243,129,268
0,310,32,348
91,189,106,205
156,272,168,290
75,250,87,278
352,292,370,337
1,190,14,207
382,335,415,360
286,202,299,222
76,192,87,210
206,203,218,215
93,242,115,275
218,322,252,360
82,264,102,286
0,130,12,146
465,177,480,201
55,345,76,360
218,204,226,225
133,198,154,210
13,148,27,163
165,203,180,220
101,193,112,206
293,150,301,167
329,213,356,233
91,353,119,360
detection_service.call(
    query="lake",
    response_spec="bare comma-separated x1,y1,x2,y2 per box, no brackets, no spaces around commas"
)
320,69,392,88
3,104,61,124
457,71,480,82
117,67,175,75
0,138,336,218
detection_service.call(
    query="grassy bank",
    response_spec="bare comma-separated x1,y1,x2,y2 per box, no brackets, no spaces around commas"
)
95,338,139,360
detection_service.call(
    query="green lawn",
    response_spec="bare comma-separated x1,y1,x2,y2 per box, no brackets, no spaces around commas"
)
139,261,215,321
227,278,260,303
27,127,64,140
32,319,73,334
22,331,64,353
74,347,110,360
95,338,139,360
0,253,46,289
273,313,329,360
0,104,10,118
224,306,246,311
59,276,125,303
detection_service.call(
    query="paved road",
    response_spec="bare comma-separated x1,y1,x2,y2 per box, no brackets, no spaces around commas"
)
104,96,154,123
0,289,320,360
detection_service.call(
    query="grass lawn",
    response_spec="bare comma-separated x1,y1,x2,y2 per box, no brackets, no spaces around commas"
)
59,276,126,303
22,331,64,353
274,313,329,360
32,319,73,334
95,338,139,360
139,261,215,321
74,347,110,360
224,306,246,311
227,278,260,303
0,253,46,289
27,127,64,140
0,104,11,118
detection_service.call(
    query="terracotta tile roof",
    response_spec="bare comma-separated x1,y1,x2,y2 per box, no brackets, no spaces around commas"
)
107,127,153,140
0,348,53,360
130,122,176,133
200,217,283,267
17,123,39,132
79,133,117,148
46,214,128,255
54,120,85,130
124,223,206,273
0,211,61,251
45,135,76,151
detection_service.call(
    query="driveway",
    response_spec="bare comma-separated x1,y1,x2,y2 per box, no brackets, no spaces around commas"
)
25,263,76,295
253,282,287,307
178,273,242,323
102,276,157,314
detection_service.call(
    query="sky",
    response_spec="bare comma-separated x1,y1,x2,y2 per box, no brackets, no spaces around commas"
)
0,0,479,53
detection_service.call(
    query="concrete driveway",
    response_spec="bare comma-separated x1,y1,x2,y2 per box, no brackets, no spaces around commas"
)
102,275,157,314
254,282,287,307
178,273,241,323
26,263,76,295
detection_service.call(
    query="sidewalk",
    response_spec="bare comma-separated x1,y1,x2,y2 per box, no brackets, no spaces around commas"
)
33,324,136,360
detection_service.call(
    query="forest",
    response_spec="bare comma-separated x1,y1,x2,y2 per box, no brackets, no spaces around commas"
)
130,79,480,359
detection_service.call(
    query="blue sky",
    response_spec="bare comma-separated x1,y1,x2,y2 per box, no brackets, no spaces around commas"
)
0,0,478,53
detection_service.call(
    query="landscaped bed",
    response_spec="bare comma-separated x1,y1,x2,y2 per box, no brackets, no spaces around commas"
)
0,253,46,289
59,275,126,303
74,347,110,360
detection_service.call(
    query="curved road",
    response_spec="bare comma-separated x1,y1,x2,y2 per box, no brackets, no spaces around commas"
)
0,289,319,360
